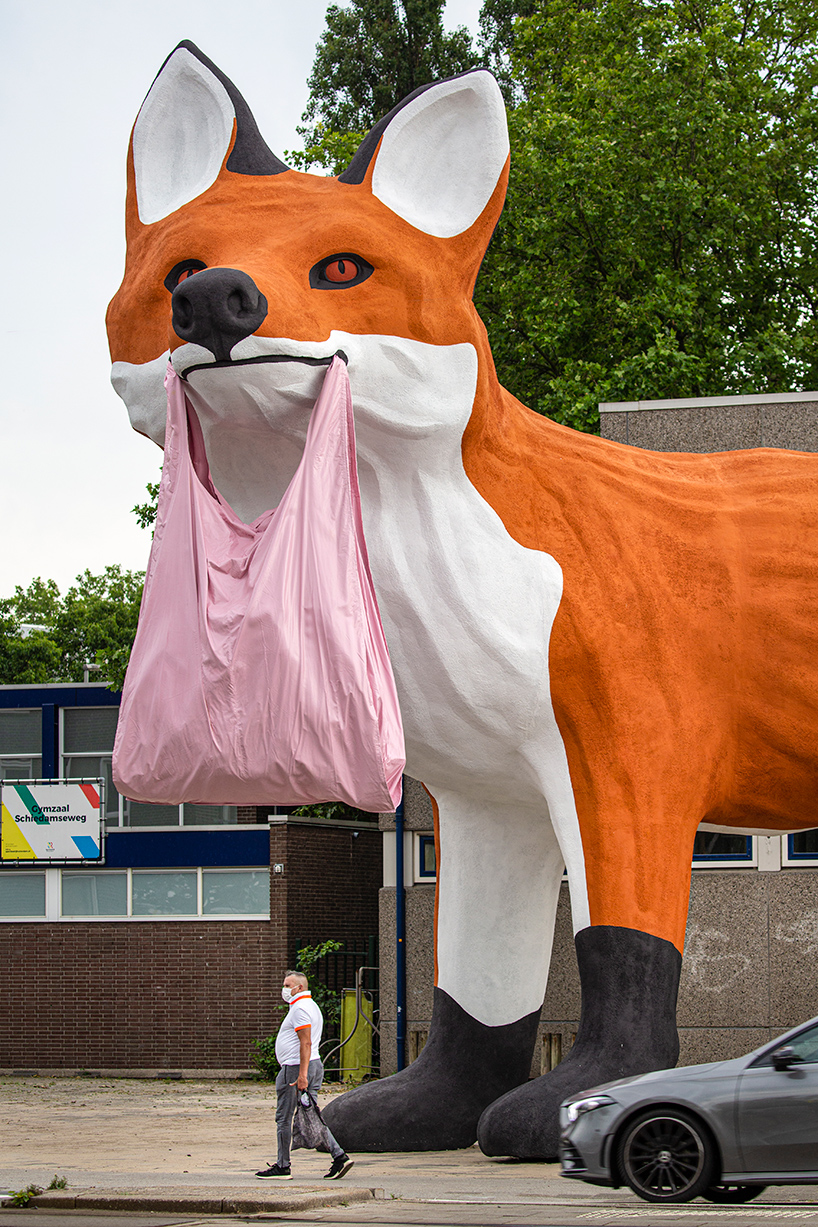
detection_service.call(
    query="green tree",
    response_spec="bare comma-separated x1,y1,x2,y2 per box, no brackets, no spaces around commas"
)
132,474,161,533
474,0,818,432
477,0,536,103
0,578,62,685
290,0,477,172
0,567,144,691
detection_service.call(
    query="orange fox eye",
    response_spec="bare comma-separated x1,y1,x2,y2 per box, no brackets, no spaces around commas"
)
310,253,374,290
164,260,208,292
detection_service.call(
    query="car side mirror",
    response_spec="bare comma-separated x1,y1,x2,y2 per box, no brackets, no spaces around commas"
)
772,1045,804,1072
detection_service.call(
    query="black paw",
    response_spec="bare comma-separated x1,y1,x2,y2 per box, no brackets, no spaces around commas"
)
322,987,540,1151
478,927,682,1158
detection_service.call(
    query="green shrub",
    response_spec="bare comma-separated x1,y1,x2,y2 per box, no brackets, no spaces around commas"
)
249,939,344,1079
249,1034,280,1082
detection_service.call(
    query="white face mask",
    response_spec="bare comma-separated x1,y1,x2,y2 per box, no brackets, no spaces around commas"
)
281,986,293,1003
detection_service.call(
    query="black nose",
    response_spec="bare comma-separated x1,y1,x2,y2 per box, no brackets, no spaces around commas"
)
171,267,268,362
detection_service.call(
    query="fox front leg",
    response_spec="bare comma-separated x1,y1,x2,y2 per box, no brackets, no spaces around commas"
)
322,789,565,1150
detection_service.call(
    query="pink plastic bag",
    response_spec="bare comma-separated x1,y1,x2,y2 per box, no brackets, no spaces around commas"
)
113,357,405,811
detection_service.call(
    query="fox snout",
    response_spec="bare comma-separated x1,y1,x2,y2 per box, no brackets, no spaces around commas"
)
171,267,268,362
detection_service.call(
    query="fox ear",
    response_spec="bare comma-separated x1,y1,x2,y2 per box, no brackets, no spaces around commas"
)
132,41,287,225
340,71,509,238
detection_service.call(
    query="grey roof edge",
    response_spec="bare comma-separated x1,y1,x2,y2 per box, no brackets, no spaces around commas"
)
599,390,818,413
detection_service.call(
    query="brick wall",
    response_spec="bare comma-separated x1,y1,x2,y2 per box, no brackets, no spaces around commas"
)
0,821,381,1071
0,922,278,1069
270,821,381,958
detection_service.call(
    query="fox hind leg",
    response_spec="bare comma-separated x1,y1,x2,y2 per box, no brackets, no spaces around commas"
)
477,790,693,1158
477,924,682,1157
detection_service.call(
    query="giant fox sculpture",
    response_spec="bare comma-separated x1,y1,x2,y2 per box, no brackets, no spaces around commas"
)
107,42,818,1157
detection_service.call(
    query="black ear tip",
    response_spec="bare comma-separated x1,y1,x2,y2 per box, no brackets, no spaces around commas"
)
154,39,289,178
167,39,208,62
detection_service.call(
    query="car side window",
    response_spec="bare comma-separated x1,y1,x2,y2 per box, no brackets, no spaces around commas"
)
786,1024,818,1065
752,1022,818,1068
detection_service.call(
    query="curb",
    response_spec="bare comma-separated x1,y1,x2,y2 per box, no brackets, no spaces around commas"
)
4,1186,381,1215
0,1069,257,1081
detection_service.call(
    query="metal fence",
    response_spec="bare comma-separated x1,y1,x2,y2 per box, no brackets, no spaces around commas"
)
293,936,379,1077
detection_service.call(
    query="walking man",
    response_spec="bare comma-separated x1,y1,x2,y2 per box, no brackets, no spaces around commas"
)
256,971,354,1180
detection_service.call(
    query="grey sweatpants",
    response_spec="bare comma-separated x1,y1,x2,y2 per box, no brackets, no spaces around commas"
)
275,1059,344,1168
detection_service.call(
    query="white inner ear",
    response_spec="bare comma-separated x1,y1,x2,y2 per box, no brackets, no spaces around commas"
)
133,48,235,225
371,72,509,239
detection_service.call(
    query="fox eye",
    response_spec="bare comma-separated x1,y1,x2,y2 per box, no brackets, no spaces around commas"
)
164,260,207,292
310,253,373,290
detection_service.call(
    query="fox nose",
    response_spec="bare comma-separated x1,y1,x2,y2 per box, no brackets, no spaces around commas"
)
171,267,268,362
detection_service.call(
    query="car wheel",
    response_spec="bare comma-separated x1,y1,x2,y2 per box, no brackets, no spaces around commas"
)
617,1108,716,1203
702,1184,767,1204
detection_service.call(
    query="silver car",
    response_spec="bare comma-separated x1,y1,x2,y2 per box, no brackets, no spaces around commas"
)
559,1015,818,1203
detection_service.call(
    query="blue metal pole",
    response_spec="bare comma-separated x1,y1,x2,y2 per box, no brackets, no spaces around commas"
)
395,780,406,1071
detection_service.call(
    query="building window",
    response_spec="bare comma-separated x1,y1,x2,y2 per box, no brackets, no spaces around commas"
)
0,871,46,917
0,710,42,782
414,833,436,881
0,868,269,921
692,832,754,865
60,707,237,827
202,869,270,915
61,871,127,917
132,870,198,916
785,830,818,865
125,801,239,828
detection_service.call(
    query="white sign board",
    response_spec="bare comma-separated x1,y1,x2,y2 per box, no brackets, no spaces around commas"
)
0,780,104,863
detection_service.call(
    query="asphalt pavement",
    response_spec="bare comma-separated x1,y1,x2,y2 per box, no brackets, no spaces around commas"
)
2,1075,818,1226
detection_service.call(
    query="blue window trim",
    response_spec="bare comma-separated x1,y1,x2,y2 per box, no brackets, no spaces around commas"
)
692,836,753,862
0,685,121,709
417,834,436,878
787,832,818,860
106,828,269,868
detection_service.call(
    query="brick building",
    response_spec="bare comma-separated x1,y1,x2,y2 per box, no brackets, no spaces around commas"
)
0,685,381,1073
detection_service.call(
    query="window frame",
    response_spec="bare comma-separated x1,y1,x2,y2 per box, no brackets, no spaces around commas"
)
0,707,43,783
692,832,758,869
0,866,270,922
783,830,818,867
413,832,437,882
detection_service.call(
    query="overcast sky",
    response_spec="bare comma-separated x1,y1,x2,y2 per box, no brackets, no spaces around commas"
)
0,0,482,597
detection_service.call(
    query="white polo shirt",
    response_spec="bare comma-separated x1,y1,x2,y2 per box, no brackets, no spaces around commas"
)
275,991,323,1065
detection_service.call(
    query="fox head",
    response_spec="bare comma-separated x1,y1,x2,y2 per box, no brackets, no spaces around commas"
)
107,41,510,522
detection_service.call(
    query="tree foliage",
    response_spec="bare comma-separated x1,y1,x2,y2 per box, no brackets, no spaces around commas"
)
132,476,161,533
477,0,536,103
475,0,818,431
249,939,345,1080
289,0,477,172
0,566,144,691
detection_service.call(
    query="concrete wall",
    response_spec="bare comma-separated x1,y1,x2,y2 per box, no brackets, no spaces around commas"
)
379,802,818,1078
379,388,818,1077
599,389,818,453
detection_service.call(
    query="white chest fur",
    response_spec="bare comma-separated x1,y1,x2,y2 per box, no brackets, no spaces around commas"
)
113,334,582,828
